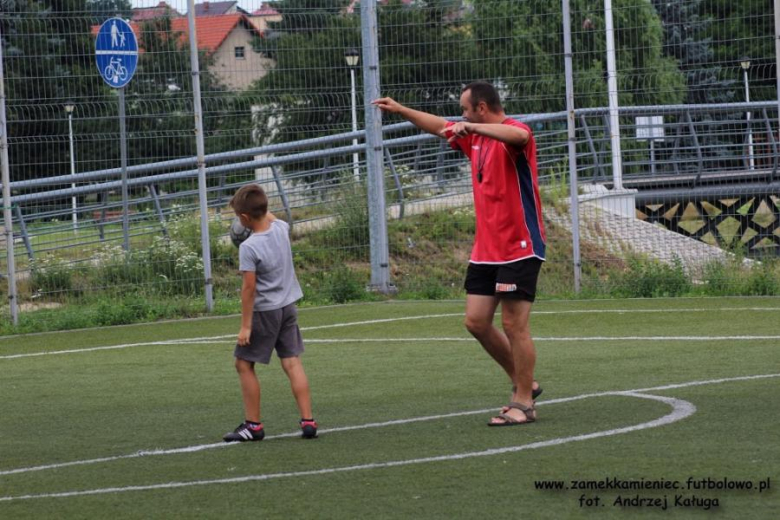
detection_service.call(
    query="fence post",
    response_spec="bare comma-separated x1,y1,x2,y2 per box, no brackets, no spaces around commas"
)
0,24,19,326
604,0,624,190
775,0,780,149
361,0,394,294
187,0,214,312
563,0,581,293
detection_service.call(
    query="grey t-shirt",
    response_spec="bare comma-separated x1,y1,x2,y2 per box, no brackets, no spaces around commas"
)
238,219,303,311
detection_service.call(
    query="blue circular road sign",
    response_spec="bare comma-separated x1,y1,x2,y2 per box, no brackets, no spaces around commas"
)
95,18,138,88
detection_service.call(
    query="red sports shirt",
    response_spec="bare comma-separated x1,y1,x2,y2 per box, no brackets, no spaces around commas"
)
447,118,546,264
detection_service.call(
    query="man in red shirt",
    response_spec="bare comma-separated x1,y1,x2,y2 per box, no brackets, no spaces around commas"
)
374,82,545,426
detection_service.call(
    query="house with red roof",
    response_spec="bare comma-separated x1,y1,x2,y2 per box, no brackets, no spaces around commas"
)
131,2,181,22
248,2,282,33
173,13,272,90
194,1,249,17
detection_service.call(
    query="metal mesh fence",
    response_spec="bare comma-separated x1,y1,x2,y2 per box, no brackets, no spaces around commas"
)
566,0,779,297
1,0,778,330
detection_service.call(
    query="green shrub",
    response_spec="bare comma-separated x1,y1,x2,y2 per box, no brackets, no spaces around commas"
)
702,258,743,295
612,255,690,298
95,295,154,326
146,236,204,295
168,212,236,268
93,238,203,296
30,254,75,295
310,186,369,259
701,256,780,296
400,276,455,300
744,260,780,296
322,266,365,303
94,244,142,287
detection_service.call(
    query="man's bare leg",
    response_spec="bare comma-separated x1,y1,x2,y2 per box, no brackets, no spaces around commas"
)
464,294,540,393
464,294,514,378
491,298,536,424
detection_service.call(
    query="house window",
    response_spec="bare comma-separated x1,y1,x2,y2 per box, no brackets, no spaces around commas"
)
235,46,245,60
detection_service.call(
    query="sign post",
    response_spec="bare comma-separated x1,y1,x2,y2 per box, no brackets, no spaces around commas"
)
96,18,138,251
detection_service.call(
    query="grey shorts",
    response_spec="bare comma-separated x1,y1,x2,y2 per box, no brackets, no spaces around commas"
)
234,303,304,365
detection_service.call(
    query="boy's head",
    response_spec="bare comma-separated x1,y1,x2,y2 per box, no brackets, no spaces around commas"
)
230,184,268,223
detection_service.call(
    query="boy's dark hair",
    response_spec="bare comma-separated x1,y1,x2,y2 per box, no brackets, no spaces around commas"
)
230,184,268,219
463,81,502,113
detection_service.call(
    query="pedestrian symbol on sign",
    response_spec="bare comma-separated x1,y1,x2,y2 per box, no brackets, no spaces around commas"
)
110,21,127,48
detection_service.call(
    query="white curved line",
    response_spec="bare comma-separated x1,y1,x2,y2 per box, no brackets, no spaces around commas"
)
0,391,695,502
4,373,776,481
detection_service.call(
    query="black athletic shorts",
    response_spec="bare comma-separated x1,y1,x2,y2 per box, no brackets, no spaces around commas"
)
464,258,543,302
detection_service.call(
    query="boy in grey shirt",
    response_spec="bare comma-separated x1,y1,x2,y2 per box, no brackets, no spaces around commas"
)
223,184,317,441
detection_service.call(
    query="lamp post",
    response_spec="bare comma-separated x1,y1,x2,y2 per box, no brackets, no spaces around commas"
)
64,102,78,231
740,57,755,171
344,48,360,183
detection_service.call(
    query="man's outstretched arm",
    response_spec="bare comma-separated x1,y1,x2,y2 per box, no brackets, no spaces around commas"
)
373,97,450,139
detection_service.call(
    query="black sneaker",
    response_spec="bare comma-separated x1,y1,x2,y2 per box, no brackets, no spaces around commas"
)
223,422,265,443
300,419,318,439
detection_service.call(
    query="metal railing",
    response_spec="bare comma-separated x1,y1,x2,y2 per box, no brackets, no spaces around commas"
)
2,101,777,261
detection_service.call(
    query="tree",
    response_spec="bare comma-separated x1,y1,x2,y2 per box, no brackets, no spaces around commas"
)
246,0,475,180
129,16,242,159
1,3,241,207
470,0,687,114
1,0,110,194
704,0,775,102
241,0,478,186
652,0,732,104
87,0,133,21
248,0,359,147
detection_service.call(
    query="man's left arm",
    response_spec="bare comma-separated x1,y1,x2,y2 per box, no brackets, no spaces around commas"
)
448,122,529,148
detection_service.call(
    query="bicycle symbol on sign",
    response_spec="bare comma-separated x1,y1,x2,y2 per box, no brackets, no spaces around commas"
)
104,57,128,84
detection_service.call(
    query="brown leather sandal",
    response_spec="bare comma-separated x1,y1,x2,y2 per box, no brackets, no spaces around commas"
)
488,402,536,427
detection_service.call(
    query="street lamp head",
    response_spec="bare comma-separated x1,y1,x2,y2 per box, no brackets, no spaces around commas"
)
344,48,360,68
740,57,751,71
64,102,75,114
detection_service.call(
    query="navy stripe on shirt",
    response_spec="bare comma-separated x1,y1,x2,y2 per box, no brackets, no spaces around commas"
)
516,154,546,259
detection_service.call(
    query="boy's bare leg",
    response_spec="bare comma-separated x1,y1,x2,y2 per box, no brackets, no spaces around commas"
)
280,356,312,419
235,358,261,423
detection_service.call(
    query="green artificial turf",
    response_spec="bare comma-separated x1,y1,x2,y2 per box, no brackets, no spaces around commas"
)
0,297,778,518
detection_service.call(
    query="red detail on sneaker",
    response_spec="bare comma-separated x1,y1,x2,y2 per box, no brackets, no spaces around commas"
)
301,420,317,427
248,423,263,431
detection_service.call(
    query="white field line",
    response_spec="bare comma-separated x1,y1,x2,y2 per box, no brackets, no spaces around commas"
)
1,373,776,481
4,333,780,360
67,335,780,348
0,314,457,360
2,305,780,360
0,392,696,502
0,305,777,344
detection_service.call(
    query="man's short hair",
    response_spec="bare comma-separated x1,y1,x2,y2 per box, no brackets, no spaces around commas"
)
463,81,503,113
230,184,268,219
